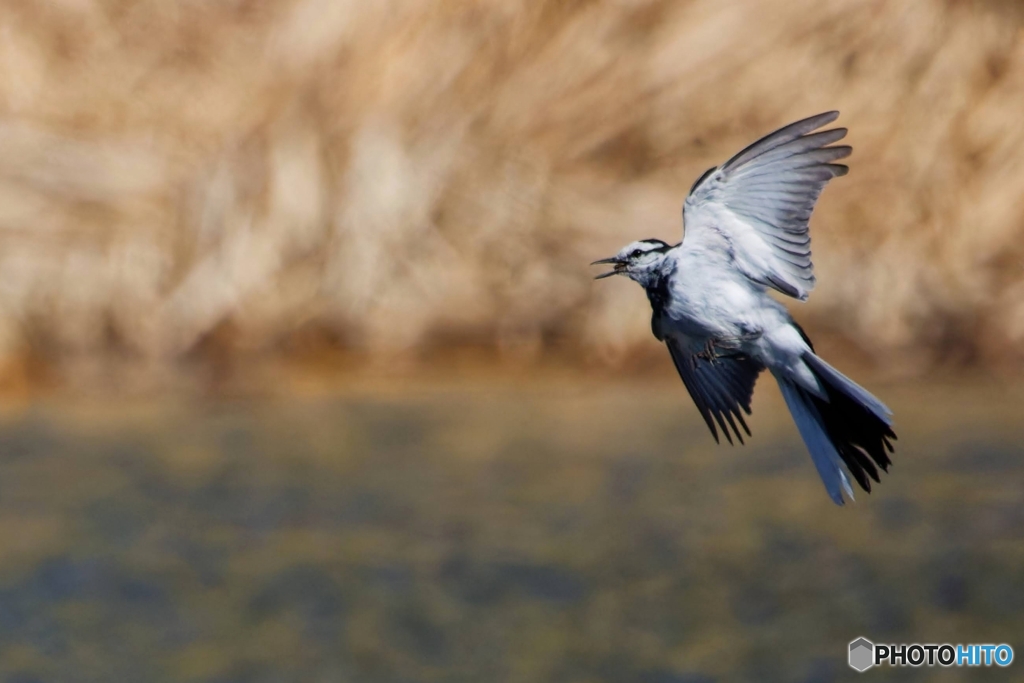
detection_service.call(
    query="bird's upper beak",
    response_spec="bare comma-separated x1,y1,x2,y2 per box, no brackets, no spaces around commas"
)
591,256,626,280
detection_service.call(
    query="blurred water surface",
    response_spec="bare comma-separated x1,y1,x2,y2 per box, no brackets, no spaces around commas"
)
0,378,1020,682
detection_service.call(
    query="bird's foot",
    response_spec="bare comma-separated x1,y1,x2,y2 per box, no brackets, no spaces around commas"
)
696,339,719,364
696,332,761,364
718,331,763,347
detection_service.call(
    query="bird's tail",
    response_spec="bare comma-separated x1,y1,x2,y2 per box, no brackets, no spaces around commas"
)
776,352,896,505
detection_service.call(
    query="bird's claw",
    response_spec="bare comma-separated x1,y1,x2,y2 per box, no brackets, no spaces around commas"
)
696,332,761,364
696,340,719,364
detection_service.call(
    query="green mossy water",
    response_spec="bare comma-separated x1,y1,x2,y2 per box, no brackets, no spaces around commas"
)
0,382,1019,682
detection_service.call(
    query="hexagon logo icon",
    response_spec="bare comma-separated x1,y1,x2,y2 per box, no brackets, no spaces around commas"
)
849,637,875,672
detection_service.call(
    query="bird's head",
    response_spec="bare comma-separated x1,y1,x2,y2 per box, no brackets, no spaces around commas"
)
591,239,673,287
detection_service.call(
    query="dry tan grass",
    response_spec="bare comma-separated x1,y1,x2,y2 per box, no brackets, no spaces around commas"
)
0,0,1022,388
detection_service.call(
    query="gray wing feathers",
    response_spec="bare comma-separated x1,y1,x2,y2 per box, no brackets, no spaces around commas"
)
721,111,842,172
684,112,851,300
727,130,849,176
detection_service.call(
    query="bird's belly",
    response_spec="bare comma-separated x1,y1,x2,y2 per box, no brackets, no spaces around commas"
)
664,277,765,348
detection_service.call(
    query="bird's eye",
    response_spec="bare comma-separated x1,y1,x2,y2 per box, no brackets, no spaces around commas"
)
630,249,643,258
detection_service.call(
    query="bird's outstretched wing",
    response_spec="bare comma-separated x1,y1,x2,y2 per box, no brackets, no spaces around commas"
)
683,112,850,300
665,338,765,445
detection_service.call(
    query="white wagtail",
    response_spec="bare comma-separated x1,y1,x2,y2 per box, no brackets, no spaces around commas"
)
592,112,895,505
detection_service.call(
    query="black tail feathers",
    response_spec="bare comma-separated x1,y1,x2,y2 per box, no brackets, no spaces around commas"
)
801,354,896,494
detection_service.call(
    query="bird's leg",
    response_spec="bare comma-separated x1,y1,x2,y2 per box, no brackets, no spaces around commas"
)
715,331,763,349
696,332,762,364
696,339,719,364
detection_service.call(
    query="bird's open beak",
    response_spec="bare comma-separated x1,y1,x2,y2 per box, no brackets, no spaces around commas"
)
591,256,626,280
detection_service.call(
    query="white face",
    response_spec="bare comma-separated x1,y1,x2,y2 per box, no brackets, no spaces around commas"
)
592,239,672,283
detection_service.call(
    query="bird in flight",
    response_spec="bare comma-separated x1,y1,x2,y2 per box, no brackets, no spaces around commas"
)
592,112,895,505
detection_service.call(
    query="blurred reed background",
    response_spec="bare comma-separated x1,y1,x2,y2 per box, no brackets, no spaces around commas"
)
0,0,1022,394
0,1,1022,682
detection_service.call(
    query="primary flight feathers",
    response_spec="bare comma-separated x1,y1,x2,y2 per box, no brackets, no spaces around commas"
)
684,111,851,301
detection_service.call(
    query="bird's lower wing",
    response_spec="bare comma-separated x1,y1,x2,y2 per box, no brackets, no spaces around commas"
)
665,338,765,445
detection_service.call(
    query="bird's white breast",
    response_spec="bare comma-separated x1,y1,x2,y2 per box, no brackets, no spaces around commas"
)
660,247,782,352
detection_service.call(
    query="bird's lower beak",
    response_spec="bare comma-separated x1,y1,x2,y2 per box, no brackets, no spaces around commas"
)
591,256,626,280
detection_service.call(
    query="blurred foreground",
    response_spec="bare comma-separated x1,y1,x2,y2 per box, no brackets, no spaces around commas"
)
0,375,1019,682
